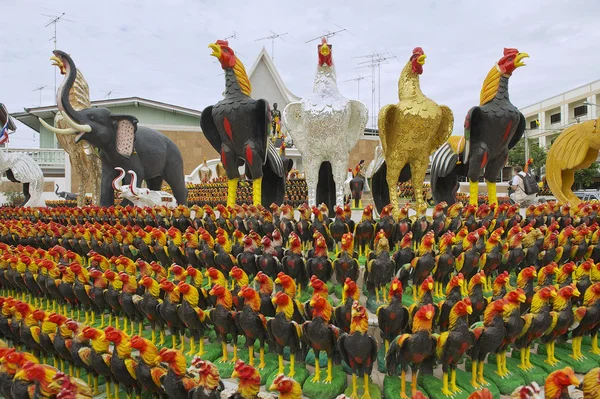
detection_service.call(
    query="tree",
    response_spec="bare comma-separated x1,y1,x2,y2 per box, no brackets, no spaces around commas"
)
508,138,547,176
574,163,600,189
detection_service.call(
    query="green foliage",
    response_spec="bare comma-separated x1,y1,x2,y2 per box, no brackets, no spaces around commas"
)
508,138,547,175
574,163,600,189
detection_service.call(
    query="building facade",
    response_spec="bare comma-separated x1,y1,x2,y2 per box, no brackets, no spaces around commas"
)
521,79,600,149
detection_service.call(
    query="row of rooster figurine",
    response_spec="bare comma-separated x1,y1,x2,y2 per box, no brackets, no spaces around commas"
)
0,247,599,399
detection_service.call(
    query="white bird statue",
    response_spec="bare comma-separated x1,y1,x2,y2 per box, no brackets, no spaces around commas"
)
283,38,368,209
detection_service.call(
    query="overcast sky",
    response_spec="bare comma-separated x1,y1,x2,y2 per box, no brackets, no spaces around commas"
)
3,0,599,147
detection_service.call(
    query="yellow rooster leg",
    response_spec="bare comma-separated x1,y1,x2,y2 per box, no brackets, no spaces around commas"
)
93,376,99,395
350,374,358,399
53,357,58,369
496,354,503,376
100,313,105,329
252,177,262,207
171,334,177,349
114,383,119,399
198,339,205,357
219,342,228,363
180,334,185,352
231,344,238,363
375,287,380,304
298,284,302,298
248,348,255,366
106,381,112,399
69,364,74,377
469,181,479,206
138,323,143,337
312,360,321,382
90,312,95,326
227,178,240,207
450,369,461,393
258,347,266,370
324,358,333,383
187,338,196,356
362,372,371,399
441,372,451,397
131,321,135,335
478,361,488,385
278,354,284,375
385,340,389,355
545,343,554,365
159,331,165,347
471,361,480,388
70,308,74,319
525,348,533,369
289,353,296,378
519,348,527,370
400,370,408,399
411,370,418,398
592,333,600,354
486,180,497,206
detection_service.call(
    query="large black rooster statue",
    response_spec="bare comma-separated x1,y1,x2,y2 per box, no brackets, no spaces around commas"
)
201,40,286,207
430,48,529,206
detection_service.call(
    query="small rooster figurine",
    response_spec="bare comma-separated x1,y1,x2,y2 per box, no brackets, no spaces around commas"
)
544,367,579,399
386,304,437,399
188,357,224,399
376,278,408,354
303,295,340,383
269,374,302,399
339,301,378,399
230,360,261,399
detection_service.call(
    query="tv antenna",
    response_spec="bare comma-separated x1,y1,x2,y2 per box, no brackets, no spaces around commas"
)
344,76,370,100
32,85,48,107
43,12,75,94
224,31,238,41
354,51,398,128
255,31,293,60
305,24,354,43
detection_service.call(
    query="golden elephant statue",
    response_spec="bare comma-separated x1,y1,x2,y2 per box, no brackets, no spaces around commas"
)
546,118,600,205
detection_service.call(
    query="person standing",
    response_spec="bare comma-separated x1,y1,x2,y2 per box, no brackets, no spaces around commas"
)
509,166,536,206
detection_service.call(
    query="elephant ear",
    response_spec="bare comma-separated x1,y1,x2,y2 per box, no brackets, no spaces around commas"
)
111,115,138,158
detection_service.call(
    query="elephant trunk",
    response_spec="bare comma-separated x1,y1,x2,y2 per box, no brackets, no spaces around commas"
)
111,168,126,192
55,184,59,195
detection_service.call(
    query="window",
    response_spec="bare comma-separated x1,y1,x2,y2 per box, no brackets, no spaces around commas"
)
574,105,588,118
529,120,538,129
550,113,561,124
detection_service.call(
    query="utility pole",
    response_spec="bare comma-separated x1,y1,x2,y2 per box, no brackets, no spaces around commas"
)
43,12,74,94
255,31,293,60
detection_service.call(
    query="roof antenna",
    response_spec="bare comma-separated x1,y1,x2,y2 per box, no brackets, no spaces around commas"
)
343,76,370,100
305,24,354,43
255,31,294,60
32,85,48,107
224,31,238,41
42,12,75,95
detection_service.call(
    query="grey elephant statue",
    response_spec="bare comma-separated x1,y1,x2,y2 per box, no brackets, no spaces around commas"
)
55,184,78,201
39,50,187,207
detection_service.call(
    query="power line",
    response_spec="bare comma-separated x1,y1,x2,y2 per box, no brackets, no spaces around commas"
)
255,31,294,60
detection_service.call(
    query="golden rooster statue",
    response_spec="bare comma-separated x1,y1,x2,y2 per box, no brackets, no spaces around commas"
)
51,53,102,206
371,47,453,216
546,118,600,205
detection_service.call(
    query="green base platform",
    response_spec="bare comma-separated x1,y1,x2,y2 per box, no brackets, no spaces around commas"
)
465,358,524,394
538,345,599,373
383,374,428,399
418,373,471,399
183,342,223,363
302,365,347,399
506,351,551,384
344,376,382,399
453,368,501,398
265,364,310,390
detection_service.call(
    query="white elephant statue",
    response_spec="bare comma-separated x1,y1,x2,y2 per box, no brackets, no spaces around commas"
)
111,167,177,208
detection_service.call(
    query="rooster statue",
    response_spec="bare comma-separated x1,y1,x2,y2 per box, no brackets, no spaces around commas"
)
283,38,368,209
431,48,529,205
201,40,286,207
370,47,453,216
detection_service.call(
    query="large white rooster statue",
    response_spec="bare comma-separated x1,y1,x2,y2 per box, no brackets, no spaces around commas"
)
283,38,368,209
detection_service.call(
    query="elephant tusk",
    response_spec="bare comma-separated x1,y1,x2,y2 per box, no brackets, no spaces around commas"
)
39,118,77,135
61,111,92,133
128,171,138,196
112,167,126,191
